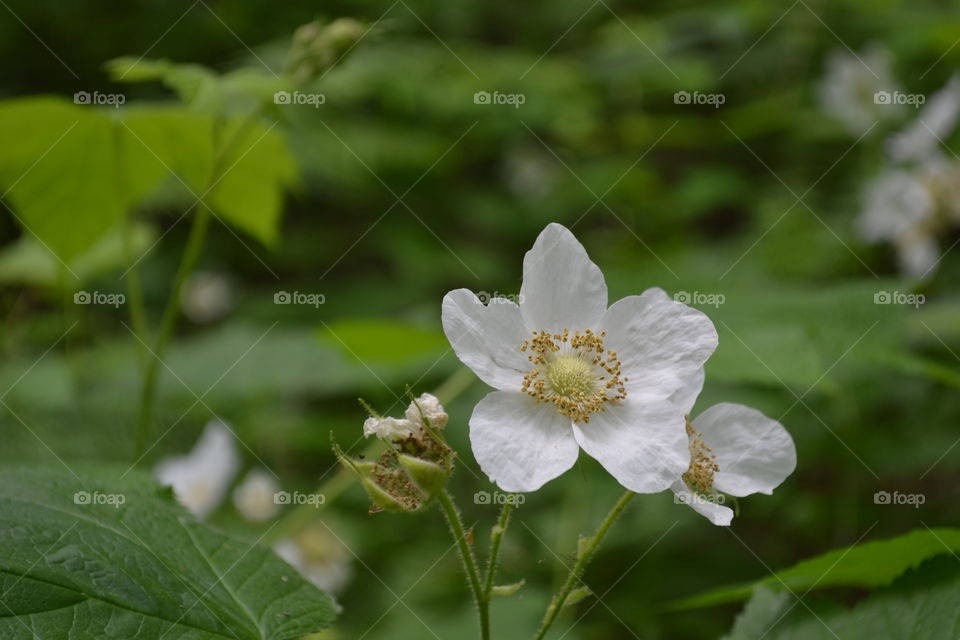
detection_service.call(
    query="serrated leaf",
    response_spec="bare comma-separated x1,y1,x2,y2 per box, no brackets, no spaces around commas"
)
490,580,525,597
670,527,960,610
0,465,338,639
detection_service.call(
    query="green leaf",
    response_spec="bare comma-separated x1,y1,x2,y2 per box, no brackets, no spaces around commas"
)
490,580,525,597
726,557,960,640
316,320,449,363
670,528,960,610
0,221,156,288
207,117,298,247
0,465,338,639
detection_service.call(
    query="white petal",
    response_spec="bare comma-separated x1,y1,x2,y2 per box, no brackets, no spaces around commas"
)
469,391,579,492
599,290,718,402
572,399,688,493
693,403,796,498
670,367,705,415
670,480,733,526
442,289,531,390
154,420,240,520
519,223,607,332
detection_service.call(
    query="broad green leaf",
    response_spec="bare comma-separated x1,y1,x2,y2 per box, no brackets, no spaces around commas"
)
0,465,338,639
207,118,298,246
726,556,960,640
0,221,156,287
316,320,449,363
670,527,960,610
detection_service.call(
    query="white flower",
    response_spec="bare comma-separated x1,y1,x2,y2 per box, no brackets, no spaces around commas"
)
363,393,448,440
858,165,945,279
180,271,233,324
274,523,352,595
670,403,796,526
441,223,718,493
818,45,901,135
154,420,240,520
232,469,281,522
888,74,960,162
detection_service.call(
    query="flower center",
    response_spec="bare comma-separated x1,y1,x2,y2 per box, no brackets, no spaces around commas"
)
519,329,626,423
682,417,719,494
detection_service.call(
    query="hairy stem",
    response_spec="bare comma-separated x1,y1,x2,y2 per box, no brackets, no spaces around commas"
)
483,496,514,597
438,489,488,640
533,490,636,640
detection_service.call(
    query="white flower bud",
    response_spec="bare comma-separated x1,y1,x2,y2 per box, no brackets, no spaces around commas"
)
405,393,448,430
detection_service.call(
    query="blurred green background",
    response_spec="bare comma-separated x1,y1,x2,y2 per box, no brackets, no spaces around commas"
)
1,1,959,638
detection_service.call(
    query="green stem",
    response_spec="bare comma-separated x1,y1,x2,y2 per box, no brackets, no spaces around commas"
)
113,121,150,372
132,112,262,461
438,489,488,640
483,497,513,597
533,490,636,640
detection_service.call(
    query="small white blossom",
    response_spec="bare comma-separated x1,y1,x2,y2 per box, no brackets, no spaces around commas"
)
818,45,901,135
155,420,240,520
442,223,717,493
888,74,960,162
363,393,448,441
671,403,796,526
274,523,352,595
232,469,281,522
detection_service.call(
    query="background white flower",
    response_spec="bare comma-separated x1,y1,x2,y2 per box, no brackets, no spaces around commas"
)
154,419,240,520
274,522,353,596
818,45,901,135
232,469,281,522
670,403,796,526
442,223,718,494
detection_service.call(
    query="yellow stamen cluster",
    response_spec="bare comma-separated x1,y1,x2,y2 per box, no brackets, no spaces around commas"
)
520,329,626,423
682,417,719,494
